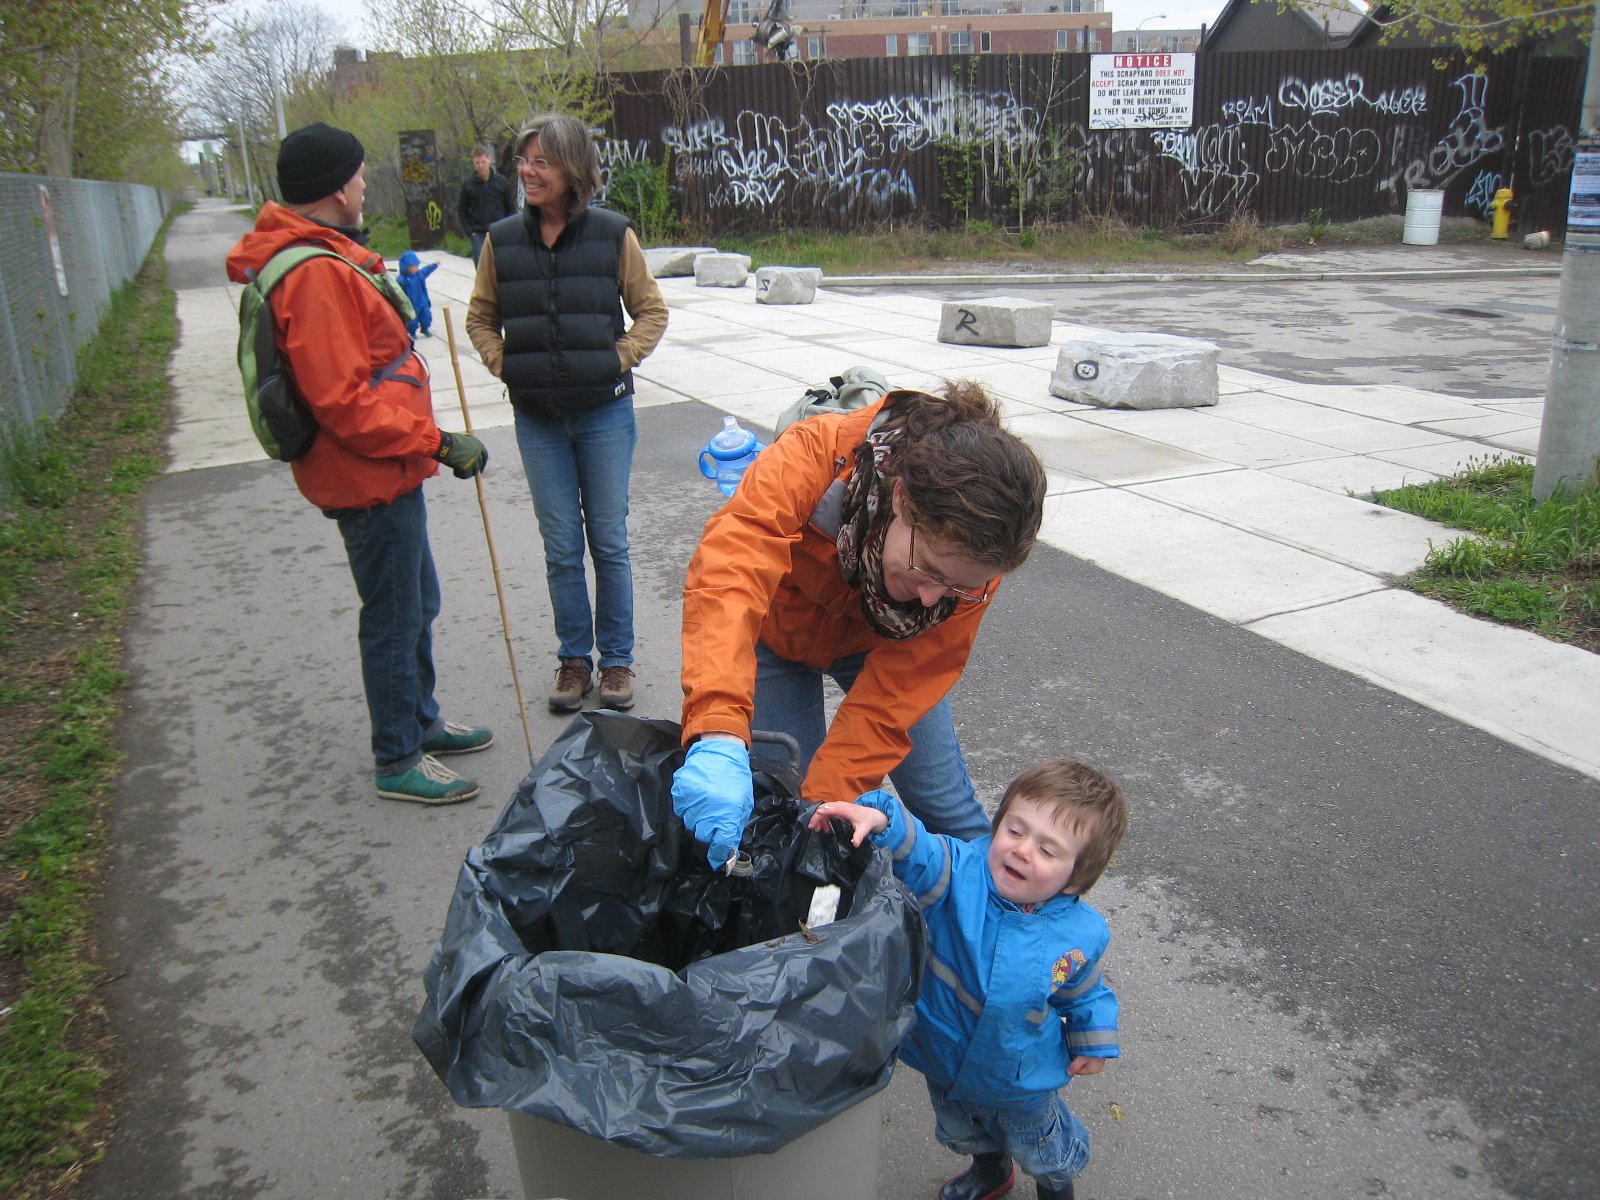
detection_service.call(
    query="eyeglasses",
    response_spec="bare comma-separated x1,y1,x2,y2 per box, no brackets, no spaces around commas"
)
906,524,991,604
513,156,553,171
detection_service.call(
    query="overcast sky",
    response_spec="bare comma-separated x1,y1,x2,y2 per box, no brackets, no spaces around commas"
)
304,0,1234,50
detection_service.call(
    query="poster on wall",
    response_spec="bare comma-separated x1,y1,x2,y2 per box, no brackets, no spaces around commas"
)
1089,52,1196,130
398,129,446,250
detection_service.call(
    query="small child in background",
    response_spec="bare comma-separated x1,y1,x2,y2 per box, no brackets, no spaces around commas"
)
396,250,437,338
809,757,1129,1200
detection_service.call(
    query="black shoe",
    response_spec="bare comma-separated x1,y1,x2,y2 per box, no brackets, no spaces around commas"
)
937,1153,1015,1200
1035,1179,1076,1200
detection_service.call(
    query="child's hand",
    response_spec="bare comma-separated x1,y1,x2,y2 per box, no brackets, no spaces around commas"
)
1068,1056,1106,1077
807,800,888,846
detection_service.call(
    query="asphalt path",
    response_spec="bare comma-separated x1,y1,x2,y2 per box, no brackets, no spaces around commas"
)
86,215,1599,1200
854,253,1561,399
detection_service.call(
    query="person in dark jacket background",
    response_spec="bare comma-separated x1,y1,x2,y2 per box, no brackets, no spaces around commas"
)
456,145,517,264
466,113,667,715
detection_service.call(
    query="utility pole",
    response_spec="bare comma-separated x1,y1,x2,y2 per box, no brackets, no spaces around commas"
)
1532,1,1600,500
237,110,255,206
269,48,287,140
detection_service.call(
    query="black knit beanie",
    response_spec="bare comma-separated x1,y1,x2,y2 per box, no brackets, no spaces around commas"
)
277,123,365,204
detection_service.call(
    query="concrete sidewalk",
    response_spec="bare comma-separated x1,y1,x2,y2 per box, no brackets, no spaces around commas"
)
174,239,1599,782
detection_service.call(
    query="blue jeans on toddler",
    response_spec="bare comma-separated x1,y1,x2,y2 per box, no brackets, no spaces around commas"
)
925,1079,1091,1191
751,643,990,840
513,400,636,670
327,486,444,775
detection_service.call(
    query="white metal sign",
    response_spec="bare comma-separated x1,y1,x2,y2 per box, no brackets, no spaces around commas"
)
1089,52,1197,130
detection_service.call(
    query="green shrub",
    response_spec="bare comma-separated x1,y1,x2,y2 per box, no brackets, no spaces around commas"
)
604,157,677,243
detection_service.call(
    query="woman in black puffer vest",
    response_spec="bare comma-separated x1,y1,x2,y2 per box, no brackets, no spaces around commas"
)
467,113,668,715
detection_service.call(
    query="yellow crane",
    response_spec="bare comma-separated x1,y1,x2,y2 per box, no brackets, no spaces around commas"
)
695,0,797,66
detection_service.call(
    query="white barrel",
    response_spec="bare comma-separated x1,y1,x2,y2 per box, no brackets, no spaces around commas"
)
507,1090,885,1200
1402,188,1445,246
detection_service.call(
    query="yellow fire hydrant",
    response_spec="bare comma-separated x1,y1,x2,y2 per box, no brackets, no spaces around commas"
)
1490,187,1514,239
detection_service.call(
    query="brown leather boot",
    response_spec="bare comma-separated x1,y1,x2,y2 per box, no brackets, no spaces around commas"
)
548,658,592,712
598,665,635,710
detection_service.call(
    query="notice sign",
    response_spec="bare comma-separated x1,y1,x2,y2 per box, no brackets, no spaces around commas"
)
1567,146,1600,233
1089,53,1196,130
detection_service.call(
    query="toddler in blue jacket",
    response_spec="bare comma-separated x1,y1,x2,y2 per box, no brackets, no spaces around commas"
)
396,250,437,337
810,757,1129,1200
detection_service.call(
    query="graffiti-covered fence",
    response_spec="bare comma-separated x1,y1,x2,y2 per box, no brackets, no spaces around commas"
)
598,50,1582,233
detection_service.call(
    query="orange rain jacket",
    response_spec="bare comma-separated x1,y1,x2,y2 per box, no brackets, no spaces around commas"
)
226,203,442,511
680,396,999,806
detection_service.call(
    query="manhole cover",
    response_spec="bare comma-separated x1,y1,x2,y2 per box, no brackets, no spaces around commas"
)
1440,306,1503,319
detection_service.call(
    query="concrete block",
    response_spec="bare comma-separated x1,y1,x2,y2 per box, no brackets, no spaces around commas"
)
693,252,751,288
938,296,1054,347
1051,331,1220,410
644,246,716,277
755,266,823,305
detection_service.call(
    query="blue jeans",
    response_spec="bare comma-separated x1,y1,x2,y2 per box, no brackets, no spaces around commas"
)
514,400,636,668
926,1079,1091,1190
470,232,487,264
327,486,444,775
751,643,989,839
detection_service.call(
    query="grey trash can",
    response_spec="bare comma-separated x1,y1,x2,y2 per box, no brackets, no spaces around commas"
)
414,713,923,1193
507,1090,884,1200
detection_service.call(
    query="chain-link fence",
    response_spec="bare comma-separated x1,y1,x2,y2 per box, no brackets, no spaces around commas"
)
0,174,168,445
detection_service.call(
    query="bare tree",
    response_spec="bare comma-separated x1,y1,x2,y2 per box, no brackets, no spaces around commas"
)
179,2,347,198
366,0,535,150
469,0,672,80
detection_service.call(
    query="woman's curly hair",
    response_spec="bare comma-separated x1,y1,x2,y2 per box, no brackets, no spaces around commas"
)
882,379,1046,573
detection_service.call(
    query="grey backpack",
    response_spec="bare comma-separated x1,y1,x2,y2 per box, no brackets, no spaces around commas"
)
773,366,890,438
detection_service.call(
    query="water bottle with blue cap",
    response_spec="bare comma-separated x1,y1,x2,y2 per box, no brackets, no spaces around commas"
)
698,415,765,497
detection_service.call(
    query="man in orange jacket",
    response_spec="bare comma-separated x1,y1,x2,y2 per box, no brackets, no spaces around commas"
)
226,123,492,805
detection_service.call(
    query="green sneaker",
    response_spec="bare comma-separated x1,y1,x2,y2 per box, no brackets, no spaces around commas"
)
421,721,494,756
375,754,479,804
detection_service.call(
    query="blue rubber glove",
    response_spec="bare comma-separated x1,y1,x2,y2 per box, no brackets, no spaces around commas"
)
671,737,753,870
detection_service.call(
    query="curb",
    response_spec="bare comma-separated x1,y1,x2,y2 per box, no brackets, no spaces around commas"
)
820,266,1564,287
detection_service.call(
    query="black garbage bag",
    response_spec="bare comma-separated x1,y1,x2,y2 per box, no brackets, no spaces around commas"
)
412,711,926,1158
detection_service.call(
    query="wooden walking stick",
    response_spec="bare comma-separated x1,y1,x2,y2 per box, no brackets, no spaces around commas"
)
442,306,534,759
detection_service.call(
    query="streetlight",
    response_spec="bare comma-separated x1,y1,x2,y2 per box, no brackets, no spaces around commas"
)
1136,13,1167,51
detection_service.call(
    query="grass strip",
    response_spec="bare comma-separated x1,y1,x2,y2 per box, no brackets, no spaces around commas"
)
0,213,178,1198
1373,456,1600,652
708,214,1492,275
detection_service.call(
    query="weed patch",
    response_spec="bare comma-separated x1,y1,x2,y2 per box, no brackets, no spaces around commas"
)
706,210,1484,276
1373,457,1599,653
0,217,176,1198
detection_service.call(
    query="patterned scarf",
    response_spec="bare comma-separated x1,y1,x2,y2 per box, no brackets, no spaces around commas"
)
836,424,956,640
